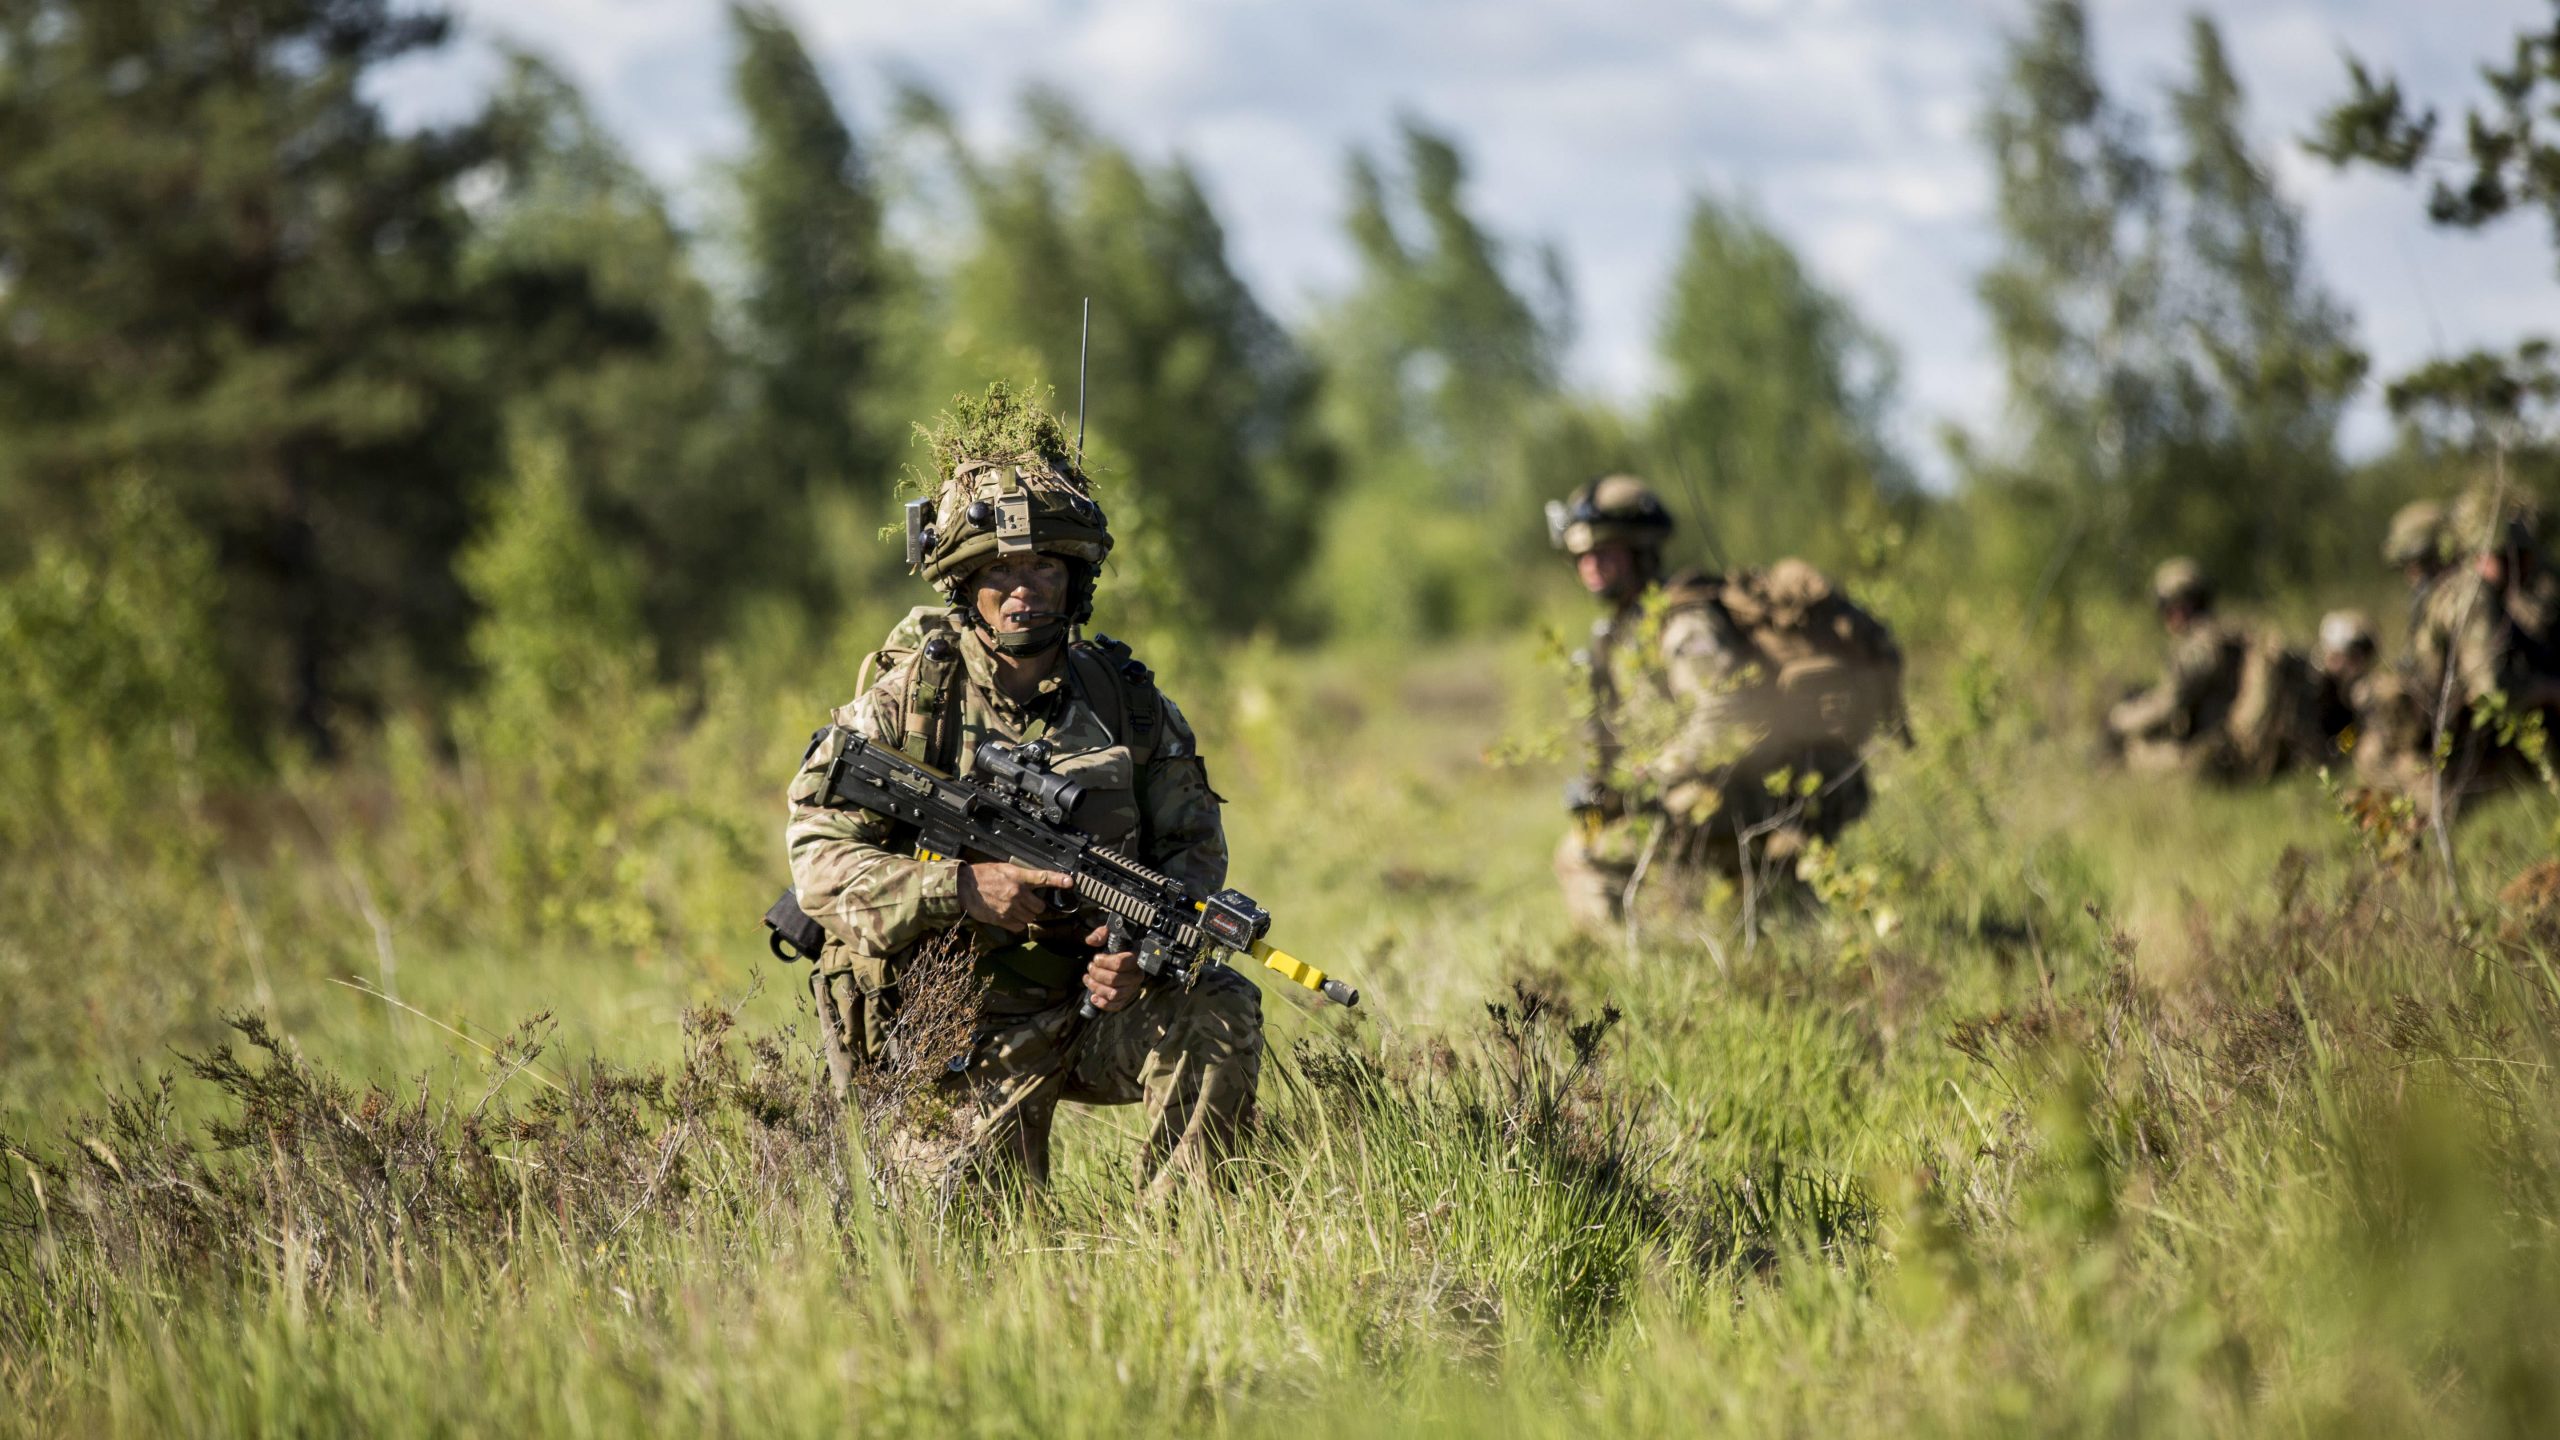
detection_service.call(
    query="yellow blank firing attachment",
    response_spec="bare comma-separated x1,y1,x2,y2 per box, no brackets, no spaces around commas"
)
1250,940,1359,1008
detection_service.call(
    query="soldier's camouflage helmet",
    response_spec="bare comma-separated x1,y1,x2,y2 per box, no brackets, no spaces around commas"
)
2382,501,2448,569
908,454,1113,646
2151,557,2213,610
2448,484,2549,559
2319,609,2376,659
1547,474,1674,556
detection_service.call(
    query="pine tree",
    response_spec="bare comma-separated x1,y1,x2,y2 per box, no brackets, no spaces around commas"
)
1654,194,1910,570
477,51,766,665
896,89,1331,636
0,0,628,749
729,2,889,510
2168,15,2365,582
1965,0,2187,601
1314,119,1567,514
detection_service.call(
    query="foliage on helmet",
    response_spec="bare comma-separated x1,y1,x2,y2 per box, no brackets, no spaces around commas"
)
2448,482,2550,559
2381,500,2449,568
900,382,1113,606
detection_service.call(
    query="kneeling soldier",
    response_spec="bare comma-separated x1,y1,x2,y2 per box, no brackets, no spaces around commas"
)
784,386,1256,1196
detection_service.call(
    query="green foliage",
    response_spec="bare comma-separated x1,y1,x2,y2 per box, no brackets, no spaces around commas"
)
475,51,775,668
2313,12,2560,235
2166,15,2368,582
1964,3,2369,612
451,432,679,947
890,91,1330,637
2388,340,2560,452
728,1,893,518
1301,120,1573,638
2315,6,2560,482
0,475,238,851
907,379,1078,485
7,624,2560,1433
1962,0,2182,610
1312,118,1567,511
1653,194,1912,571
0,0,638,748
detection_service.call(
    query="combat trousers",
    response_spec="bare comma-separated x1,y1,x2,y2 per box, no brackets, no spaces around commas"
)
1555,827,1635,933
972,965,1262,1195
823,963,1261,1197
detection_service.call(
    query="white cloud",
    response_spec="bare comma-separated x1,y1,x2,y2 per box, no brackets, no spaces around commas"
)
385,0,2560,485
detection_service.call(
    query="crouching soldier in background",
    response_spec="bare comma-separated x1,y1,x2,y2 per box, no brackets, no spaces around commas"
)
2315,609,2378,750
2317,609,2429,788
782,386,1257,1197
1549,475,1907,931
2105,558,2321,780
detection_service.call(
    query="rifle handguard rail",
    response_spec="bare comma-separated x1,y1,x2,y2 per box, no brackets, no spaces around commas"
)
774,728,1358,1015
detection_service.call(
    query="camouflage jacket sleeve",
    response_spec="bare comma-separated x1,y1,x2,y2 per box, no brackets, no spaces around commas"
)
2414,576,2506,711
2110,630,2221,741
1142,695,1229,895
783,685,966,957
1655,603,1756,778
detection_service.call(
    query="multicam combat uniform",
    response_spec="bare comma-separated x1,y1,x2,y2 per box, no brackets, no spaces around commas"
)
786,610,1257,1192
1555,562,1901,930
2394,563,2560,798
2104,618,2249,774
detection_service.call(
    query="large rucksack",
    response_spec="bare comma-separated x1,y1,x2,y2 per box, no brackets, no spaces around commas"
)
2223,630,2323,779
1666,559,1908,747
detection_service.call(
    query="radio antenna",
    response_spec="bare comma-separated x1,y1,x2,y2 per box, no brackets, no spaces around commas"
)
1075,297,1091,464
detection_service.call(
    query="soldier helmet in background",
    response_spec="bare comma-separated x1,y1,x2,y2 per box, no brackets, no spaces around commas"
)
1547,474,1674,556
2151,557,2214,612
2318,609,2377,661
2382,501,2449,569
908,452,1113,652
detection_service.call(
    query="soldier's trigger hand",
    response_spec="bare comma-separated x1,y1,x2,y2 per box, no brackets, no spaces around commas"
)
1082,940,1143,1014
959,862,1077,933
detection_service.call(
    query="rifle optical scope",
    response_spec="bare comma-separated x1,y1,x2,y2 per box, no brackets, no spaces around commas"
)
972,739,1089,826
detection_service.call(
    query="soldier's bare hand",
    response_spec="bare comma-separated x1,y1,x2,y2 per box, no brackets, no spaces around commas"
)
1082,923,1143,1013
958,862,1075,933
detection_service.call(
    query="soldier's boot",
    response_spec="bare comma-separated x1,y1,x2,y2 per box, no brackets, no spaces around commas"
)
1554,829,1631,933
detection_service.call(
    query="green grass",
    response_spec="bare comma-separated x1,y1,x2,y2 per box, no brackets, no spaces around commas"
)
5,613,2560,1437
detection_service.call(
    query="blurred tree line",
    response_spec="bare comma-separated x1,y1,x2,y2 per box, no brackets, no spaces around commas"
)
0,0,2533,768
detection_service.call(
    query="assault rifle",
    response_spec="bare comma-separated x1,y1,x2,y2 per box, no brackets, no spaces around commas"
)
764,728,1357,1016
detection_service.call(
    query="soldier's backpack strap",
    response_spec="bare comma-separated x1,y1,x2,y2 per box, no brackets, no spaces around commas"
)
1070,632,1166,848
1656,566,1722,617
851,607,968,773
899,611,967,772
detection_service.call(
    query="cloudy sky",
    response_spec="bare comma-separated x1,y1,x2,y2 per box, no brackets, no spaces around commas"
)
385,0,2560,481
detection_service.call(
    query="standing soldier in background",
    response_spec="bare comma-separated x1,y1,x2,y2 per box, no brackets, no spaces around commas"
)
2404,487,2560,799
782,385,1258,1197
1549,475,1905,931
2347,501,2454,795
2384,501,2452,620
2315,609,2378,752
